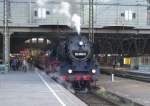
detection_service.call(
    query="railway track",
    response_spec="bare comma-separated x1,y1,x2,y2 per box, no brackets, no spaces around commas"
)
76,92,116,106
101,68,150,82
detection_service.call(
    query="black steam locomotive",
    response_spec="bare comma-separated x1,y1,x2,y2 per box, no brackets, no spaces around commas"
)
55,35,100,91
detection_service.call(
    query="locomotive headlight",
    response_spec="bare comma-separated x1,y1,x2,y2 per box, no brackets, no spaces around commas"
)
68,69,73,74
92,69,96,74
79,41,83,46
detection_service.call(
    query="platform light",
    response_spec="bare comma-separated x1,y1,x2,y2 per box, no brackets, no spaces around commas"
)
107,54,111,57
68,69,72,74
45,52,48,56
92,69,96,74
10,53,13,57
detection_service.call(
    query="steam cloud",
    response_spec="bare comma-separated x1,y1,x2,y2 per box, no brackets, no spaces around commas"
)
99,0,111,3
53,1,81,35
72,14,81,34
36,0,48,7
59,2,71,18
36,0,81,34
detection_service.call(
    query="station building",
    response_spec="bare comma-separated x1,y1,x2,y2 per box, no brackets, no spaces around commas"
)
0,0,149,27
0,0,150,71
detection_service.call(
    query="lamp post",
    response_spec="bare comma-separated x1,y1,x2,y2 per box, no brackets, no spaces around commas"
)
89,0,94,43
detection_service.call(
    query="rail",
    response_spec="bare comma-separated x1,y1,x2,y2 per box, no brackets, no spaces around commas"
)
101,67,150,82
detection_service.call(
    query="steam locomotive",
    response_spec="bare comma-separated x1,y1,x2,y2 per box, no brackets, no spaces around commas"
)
52,35,100,91
34,35,100,91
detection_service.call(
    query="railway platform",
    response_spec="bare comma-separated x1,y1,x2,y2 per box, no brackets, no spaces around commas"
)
97,74,150,106
0,69,87,106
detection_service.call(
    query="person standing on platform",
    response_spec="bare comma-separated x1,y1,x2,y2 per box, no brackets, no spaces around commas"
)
12,58,17,71
22,59,28,72
112,60,116,69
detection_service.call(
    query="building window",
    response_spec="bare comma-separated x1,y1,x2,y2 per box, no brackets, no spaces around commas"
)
34,11,38,17
34,8,47,19
46,11,50,15
124,10,136,21
147,12,150,25
121,13,125,17
121,11,136,21
132,13,136,19
125,10,132,21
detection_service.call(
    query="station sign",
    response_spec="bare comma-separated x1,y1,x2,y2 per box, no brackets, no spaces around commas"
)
124,57,131,65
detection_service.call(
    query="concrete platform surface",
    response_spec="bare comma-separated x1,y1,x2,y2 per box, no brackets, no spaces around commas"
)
0,71,87,106
97,74,150,106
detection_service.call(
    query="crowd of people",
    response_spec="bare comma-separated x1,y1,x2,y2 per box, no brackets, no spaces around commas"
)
10,58,31,72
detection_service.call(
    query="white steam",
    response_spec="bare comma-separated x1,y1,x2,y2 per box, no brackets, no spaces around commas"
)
72,14,81,34
59,2,71,18
54,1,72,26
53,1,81,35
99,0,111,3
36,0,48,7
36,0,81,34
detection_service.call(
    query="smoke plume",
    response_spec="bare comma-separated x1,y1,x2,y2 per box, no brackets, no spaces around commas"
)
53,0,81,34
36,0,81,34
36,0,48,7
99,0,111,3
72,14,81,34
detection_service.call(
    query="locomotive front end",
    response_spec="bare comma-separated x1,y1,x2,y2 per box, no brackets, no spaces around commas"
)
67,36,92,62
